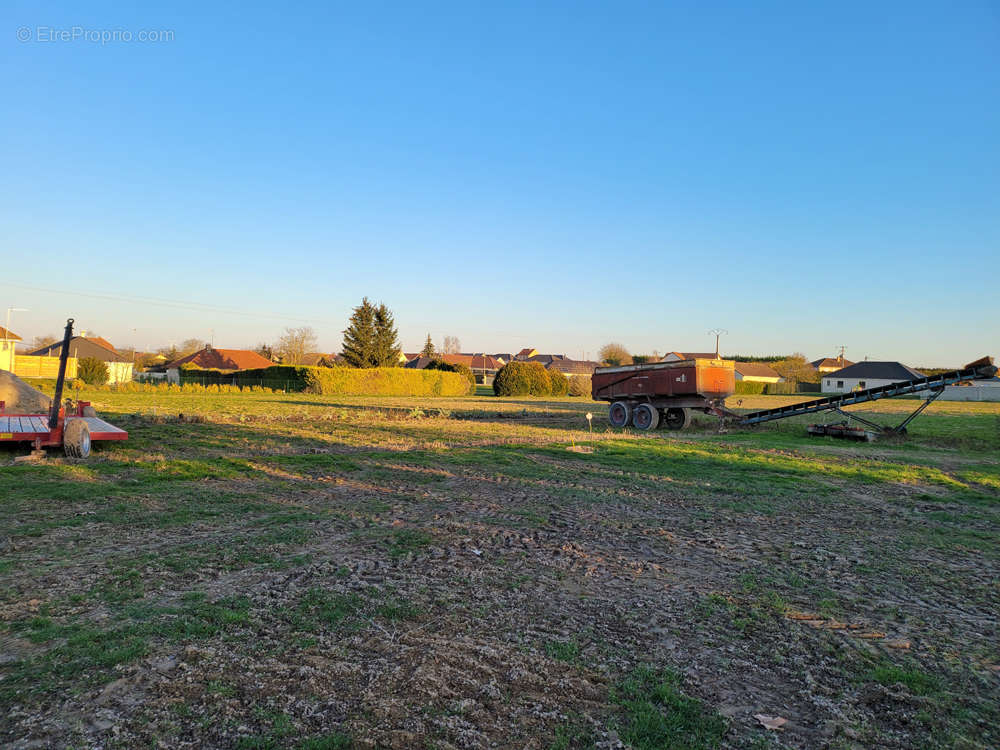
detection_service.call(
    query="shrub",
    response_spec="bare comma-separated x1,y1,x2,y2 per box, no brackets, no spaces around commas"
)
78,357,109,386
567,375,591,397
493,362,530,396
493,362,551,396
524,362,551,395
451,363,476,392
734,381,766,395
547,369,569,396
302,367,469,396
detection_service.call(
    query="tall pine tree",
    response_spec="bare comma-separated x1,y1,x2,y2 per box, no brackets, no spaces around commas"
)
341,298,377,367
420,333,436,358
372,302,401,366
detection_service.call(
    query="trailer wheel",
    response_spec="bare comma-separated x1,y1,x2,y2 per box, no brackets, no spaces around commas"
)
63,419,91,459
632,403,660,431
608,401,632,428
662,407,691,430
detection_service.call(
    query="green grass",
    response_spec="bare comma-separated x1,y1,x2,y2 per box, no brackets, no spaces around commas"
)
613,666,727,750
1,389,997,748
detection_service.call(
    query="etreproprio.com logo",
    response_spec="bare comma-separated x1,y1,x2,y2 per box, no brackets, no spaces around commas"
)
17,26,175,44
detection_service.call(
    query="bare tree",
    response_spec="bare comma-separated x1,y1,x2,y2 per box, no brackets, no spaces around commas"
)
599,342,632,366
276,326,318,365
32,334,58,349
772,352,820,383
441,335,461,354
255,342,275,361
180,338,206,355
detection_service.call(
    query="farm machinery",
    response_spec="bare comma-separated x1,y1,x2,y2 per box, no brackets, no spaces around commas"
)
591,356,997,440
0,318,127,459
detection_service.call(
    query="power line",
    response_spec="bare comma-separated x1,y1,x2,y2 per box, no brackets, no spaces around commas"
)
0,282,331,325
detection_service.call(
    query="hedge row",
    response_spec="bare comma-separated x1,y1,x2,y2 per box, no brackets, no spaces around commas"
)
303,367,472,396
178,365,315,389
493,362,573,397
734,381,824,395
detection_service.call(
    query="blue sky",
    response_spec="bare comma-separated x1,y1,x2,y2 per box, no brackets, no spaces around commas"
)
2,1,997,365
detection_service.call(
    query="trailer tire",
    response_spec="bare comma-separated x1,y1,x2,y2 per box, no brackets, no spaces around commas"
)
64,419,91,459
662,407,690,430
608,401,632,428
632,403,660,431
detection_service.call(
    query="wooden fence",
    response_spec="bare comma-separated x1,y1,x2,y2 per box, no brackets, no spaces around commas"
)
13,355,78,379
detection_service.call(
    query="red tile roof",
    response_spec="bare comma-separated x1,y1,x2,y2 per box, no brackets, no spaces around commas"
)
440,354,502,370
165,347,274,371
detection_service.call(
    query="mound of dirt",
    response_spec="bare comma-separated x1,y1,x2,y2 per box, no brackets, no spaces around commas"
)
0,371,52,413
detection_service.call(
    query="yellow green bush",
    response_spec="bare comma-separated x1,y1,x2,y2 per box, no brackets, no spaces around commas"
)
303,367,470,396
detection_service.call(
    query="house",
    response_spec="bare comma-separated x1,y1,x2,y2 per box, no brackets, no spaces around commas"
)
734,362,782,383
0,326,21,373
515,348,538,360
28,336,134,383
406,353,503,384
660,351,722,362
524,354,600,376
811,356,854,374
155,345,274,383
299,352,338,367
821,361,925,393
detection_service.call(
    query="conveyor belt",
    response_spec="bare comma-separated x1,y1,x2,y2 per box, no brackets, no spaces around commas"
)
739,361,997,427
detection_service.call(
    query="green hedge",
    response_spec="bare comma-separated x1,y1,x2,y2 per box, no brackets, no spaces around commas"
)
177,365,470,396
303,367,471,396
493,362,553,396
178,365,314,389
734,381,767,395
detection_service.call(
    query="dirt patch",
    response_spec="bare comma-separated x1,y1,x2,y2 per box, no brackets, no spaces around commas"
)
0,371,51,413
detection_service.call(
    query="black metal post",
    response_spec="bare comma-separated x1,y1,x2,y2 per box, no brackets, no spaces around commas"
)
48,318,74,429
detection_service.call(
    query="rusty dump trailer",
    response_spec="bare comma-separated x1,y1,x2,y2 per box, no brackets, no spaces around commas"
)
592,356,997,438
591,358,735,430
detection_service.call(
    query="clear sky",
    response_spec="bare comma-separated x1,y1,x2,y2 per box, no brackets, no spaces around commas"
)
2,1,997,366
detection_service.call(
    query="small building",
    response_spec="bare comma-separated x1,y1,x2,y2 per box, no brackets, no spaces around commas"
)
734,362,782,383
28,336,134,383
156,346,274,383
821,361,925,393
524,354,600,376
515,348,538,361
811,356,854,374
0,326,22,373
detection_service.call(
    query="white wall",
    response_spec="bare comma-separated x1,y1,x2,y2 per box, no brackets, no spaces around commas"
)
822,377,904,393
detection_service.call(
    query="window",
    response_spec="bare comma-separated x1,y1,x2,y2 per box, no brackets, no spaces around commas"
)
837,380,844,388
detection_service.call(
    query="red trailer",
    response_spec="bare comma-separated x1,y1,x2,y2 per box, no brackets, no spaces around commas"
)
0,318,128,459
591,358,735,430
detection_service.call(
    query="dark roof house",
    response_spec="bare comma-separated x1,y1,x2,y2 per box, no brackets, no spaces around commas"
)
824,361,925,381
29,336,129,363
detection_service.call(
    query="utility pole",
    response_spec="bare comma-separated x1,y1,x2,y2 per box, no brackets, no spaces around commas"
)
707,328,728,358
836,345,847,366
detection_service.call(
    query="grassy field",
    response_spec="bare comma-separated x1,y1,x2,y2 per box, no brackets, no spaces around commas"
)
1,390,998,749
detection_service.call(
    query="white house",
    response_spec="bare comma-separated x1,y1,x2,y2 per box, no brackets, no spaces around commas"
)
822,361,925,393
